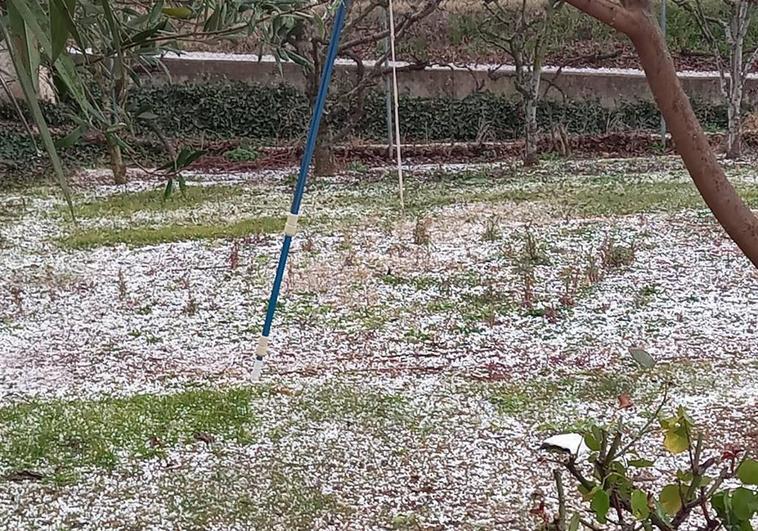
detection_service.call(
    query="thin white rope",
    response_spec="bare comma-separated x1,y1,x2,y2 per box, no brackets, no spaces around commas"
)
387,0,405,210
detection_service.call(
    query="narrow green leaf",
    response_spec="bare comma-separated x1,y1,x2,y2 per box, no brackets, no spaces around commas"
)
50,0,78,60
123,21,167,50
591,425,604,449
164,179,174,200
8,0,52,58
8,0,101,122
55,124,87,149
99,0,122,51
174,147,203,170
281,48,312,69
629,458,655,468
204,8,222,31
6,0,40,87
148,0,165,24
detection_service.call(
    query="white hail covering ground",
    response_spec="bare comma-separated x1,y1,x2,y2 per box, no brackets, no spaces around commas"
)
0,160,756,530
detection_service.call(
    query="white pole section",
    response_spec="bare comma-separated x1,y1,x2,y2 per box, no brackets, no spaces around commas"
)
387,0,405,210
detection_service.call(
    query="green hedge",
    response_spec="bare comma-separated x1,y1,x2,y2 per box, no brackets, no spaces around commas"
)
0,81,731,180
6,80,732,142
118,82,728,142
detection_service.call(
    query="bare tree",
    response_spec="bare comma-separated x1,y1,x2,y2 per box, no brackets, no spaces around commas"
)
675,0,758,158
565,0,758,267
480,0,561,165
276,0,443,175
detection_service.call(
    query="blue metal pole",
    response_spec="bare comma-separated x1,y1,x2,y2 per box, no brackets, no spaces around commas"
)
660,0,667,148
253,0,350,379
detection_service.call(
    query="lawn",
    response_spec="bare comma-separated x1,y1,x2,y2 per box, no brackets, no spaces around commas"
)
0,157,756,530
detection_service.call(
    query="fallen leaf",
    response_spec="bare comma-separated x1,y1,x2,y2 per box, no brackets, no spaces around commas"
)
618,393,634,409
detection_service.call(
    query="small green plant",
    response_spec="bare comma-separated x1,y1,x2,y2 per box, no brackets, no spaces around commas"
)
482,215,502,242
635,284,659,306
539,349,758,531
286,173,299,187
404,327,434,344
413,216,432,246
346,160,369,174
601,236,636,269
338,230,354,252
9,285,23,315
391,512,421,530
182,280,198,316
301,234,316,253
229,241,241,270
585,253,602,284
559,266,580,308
520,265,536,310
461,285,512,326
518,226,550,267
117,270,127,301
223,146,260,163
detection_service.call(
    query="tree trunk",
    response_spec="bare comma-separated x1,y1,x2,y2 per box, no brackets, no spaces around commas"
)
107,140,127,185
313,134,338,177
726,1,747,159
523,97,539,166
564,0,758,268
726,89,743,159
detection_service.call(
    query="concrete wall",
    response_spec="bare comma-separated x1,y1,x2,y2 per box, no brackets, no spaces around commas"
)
0,46,57,104
160,55,756,107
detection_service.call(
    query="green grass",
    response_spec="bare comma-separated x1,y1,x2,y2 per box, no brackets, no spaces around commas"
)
0,383,417,484
291,384,411,426
69,185,250,220
460,288,515,325
165,462,347,529
395,172,758,217
60,216,284,249
381,273,442,290
0,387,265,479
483,361,721,433
56,170,758,252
